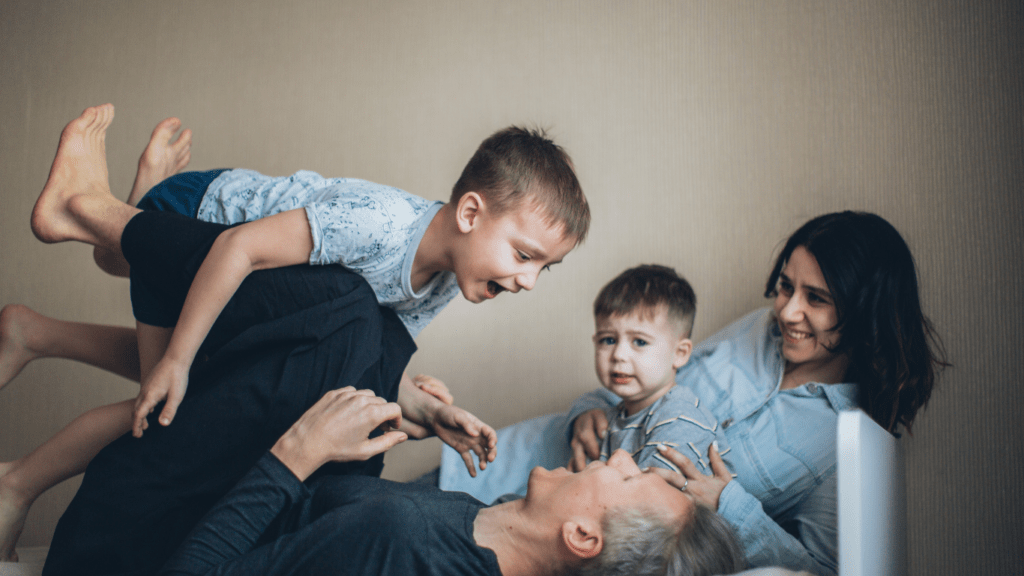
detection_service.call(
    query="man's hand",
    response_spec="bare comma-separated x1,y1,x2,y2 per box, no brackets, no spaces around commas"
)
133,357,191,437
568,408,608,471
428,404,497,478
271,387,406,481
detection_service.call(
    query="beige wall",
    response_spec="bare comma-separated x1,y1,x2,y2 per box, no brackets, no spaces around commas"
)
1,1,1020,573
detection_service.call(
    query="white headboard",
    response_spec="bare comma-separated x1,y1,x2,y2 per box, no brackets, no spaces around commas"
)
837,409,907,576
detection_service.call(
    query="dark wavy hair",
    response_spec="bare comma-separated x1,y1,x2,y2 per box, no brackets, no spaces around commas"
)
764,211,948,433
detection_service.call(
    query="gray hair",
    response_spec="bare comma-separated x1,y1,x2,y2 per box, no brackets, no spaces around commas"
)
569,504,745,576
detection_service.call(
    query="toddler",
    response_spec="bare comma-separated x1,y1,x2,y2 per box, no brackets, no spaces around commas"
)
585,264,728,474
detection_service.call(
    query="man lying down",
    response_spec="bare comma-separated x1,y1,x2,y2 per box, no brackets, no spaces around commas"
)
40,210,743,576
160,388,745,576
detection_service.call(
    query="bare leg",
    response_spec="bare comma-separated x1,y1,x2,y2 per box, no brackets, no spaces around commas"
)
0,400,133,561
30,104,140,253
94,117,193,277
0,324,170,559
0,304,141,390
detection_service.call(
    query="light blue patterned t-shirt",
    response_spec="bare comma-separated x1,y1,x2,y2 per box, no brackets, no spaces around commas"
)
196,169,460,338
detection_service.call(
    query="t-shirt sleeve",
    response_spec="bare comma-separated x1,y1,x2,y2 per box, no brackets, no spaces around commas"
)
304,196,398,267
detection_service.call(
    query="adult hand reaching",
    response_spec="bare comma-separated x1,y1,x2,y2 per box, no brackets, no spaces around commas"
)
270,387,406,481
568,408,608,472
649,443,732,509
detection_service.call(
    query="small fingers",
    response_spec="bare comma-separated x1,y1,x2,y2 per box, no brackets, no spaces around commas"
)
569,441,587,472
133,395,157,438
461,450,477,478
593,411,609,441
159,389,186,427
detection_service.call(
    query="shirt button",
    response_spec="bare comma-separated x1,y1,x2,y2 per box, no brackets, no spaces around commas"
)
721,418,734,429
807,383,818,394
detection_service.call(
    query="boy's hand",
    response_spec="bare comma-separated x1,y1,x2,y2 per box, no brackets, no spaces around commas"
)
133,358,190,437
411,373,454,405
271,387,406,481
428,404,497,478
568,408,608,472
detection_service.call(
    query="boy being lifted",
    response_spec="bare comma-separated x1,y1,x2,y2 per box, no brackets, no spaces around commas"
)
0,104,589,560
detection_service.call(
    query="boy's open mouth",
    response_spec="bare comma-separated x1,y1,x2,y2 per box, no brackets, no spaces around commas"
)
486,281,506,298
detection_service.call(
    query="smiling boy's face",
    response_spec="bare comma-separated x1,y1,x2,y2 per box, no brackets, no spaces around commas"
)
452,194,576,303
593,306,692,415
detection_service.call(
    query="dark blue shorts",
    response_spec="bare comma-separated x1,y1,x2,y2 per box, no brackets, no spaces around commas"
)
130,169,230,326
136,169,231,217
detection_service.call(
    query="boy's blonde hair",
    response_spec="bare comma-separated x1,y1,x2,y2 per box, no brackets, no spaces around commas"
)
593,265,697,337
451,126,590,245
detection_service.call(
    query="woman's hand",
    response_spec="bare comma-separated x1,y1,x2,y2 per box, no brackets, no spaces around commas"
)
649,443,732,509
568,408,608,472
133,357,191,437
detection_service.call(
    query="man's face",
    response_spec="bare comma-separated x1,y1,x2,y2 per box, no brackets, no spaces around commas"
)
524,449,694,526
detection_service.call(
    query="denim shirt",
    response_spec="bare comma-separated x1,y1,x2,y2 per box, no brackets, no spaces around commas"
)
440,308,856,576
677,308,856,575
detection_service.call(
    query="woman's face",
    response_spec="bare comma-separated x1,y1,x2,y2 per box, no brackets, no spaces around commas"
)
773,246,845,373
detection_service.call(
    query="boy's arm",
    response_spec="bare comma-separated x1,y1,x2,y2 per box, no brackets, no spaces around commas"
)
396,377,497,477
133,209,313,437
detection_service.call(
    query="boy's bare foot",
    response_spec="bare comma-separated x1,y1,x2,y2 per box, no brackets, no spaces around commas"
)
126,117,192,206
0,462,29,562
30,104,116,244
0,305,42,390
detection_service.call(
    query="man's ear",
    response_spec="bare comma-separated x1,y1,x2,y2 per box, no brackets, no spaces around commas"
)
455,192,484,234
561,520,603,560
673,338,693,370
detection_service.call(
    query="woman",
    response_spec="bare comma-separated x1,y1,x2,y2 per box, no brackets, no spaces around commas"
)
567,211,947,575
440,211,946,576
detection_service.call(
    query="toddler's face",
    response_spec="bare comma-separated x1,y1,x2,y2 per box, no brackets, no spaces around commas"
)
593,307,691,415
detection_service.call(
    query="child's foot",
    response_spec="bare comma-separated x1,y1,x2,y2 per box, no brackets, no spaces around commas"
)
0,305,42,390
30,104,116,244
0,462,29,562
126,117,192,206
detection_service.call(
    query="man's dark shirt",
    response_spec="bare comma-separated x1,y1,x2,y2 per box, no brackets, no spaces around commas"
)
43,211,417,576
160,454,502,576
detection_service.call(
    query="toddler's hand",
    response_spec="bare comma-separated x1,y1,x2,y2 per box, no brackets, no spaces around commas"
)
429,404,497,477
133,358,190,437
411,374,454,405
568,408,607,472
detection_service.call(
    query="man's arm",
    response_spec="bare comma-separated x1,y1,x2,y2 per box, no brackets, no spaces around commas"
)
133,209,313,436
160,388,406,576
